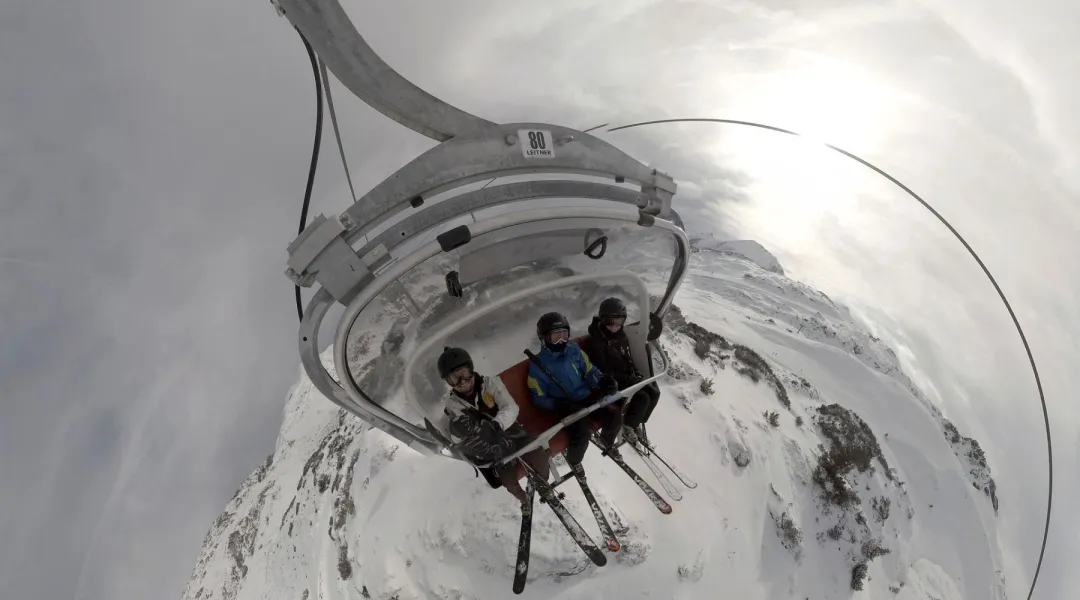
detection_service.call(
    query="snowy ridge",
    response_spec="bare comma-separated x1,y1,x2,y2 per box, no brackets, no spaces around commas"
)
182,244,1006,600
690,234,786,275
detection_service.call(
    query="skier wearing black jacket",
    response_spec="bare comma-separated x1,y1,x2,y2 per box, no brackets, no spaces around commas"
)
584,298,662,437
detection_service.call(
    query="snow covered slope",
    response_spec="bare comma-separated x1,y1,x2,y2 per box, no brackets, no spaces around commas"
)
182,243,1005,600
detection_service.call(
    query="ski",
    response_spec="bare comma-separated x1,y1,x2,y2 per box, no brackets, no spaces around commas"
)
624,429,698,490
591,435,673,515
527,470,608,567
626,439,682,501
645,445,698,489
572,467,621,552
512,481,535,595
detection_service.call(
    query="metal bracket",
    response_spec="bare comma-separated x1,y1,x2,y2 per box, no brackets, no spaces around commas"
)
641,169,677,216
360,243,392,273
285,213,372,303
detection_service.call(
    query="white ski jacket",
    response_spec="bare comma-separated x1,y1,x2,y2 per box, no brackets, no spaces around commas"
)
444,374,520,430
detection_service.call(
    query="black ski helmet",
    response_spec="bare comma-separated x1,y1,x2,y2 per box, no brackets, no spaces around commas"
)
598,297,628,320
437,346,473,379
536,312,571,343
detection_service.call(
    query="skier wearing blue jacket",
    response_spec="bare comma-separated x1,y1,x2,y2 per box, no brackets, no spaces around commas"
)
527,311,622,470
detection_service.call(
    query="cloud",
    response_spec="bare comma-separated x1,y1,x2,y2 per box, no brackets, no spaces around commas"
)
912,0,1080,188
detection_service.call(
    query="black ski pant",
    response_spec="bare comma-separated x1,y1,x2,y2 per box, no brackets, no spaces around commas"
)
556,401,622,466
496,447,550,504
624,382,661,428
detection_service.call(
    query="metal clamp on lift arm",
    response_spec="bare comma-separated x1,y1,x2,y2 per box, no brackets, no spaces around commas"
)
640,169,677,218
285,213,372,304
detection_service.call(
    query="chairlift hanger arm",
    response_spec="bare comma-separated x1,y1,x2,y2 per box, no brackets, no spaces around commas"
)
275,0,496,141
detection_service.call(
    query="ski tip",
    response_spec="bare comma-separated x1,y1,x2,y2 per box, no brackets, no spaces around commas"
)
512,584,526,595
607,541,621,552
593,553,609,567
660,505,673,515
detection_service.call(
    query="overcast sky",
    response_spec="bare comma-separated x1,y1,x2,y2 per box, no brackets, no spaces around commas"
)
1,1,1076,599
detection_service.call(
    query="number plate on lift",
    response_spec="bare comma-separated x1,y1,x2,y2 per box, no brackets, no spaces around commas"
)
518,129,555,159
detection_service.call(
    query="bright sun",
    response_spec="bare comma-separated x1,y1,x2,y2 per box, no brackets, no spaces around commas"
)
702,57,908,263
740,56,900,149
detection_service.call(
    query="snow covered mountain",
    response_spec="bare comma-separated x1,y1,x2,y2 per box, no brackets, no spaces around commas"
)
689,234,786,275
181,242,1005,600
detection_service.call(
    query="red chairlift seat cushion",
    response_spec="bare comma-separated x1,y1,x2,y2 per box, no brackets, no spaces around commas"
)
497,336,604,481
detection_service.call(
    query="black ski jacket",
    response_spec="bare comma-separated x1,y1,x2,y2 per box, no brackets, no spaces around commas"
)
585,317,644,389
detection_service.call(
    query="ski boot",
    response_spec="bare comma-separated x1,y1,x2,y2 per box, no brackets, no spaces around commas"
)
630,425,648,457
622,426,648,456
570,461,587,480
597,435,622,460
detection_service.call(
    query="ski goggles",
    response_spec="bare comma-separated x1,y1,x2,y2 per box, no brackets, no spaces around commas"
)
545,328,570,344
445,366,474,388
602,316,626,328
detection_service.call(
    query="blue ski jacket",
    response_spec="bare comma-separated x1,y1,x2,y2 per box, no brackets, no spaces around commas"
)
527,342,605,411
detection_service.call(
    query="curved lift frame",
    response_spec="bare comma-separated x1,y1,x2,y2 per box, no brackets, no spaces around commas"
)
276,0,690,457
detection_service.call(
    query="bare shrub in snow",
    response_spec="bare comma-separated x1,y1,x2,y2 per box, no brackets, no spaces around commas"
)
731,344,791,409
700,377,714,396
684,322,733,353
764,410,780,427
663,302,687,330
734,362,761,383
771,510,803,558
337,544,352,579
814,404,891,479
862,538,891,561
871,496,891,523
813,449,860,508
851,562,869,591
826,524,843,541
811,402,892,509
849,540,891,590
694,339,711,360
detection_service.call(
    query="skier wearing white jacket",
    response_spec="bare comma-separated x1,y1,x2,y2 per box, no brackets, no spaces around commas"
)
439,347,551,503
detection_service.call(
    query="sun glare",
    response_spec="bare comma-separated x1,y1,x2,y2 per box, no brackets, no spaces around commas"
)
742,57,899,149
700,58,908,271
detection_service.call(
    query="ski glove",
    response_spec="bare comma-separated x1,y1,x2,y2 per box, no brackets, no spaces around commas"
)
599,374,619,396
